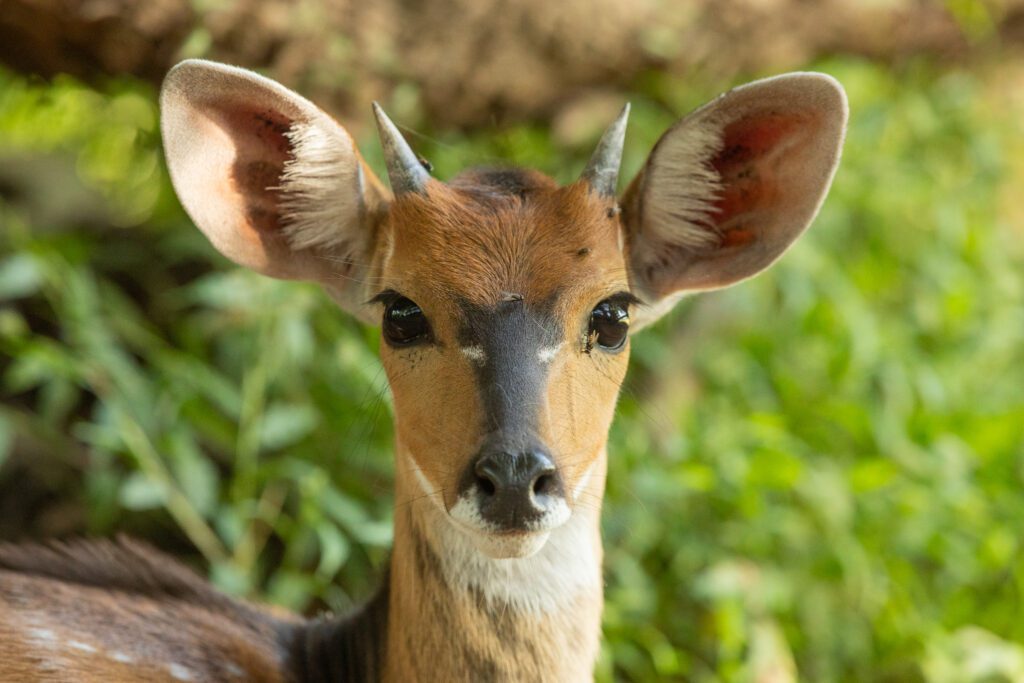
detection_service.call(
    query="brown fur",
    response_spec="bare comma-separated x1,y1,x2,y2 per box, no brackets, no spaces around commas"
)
0,538,292,682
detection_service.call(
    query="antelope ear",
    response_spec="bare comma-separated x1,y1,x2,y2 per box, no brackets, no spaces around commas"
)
160,59,389,322
622,73,847,329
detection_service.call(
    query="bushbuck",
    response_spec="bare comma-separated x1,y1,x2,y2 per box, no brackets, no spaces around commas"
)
0,59,847,682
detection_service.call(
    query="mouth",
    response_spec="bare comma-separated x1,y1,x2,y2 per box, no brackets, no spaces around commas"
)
454,524,555,559
448,496,571,559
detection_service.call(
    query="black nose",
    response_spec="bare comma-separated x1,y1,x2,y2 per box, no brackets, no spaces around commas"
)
475,449,558,498
469,448,563,529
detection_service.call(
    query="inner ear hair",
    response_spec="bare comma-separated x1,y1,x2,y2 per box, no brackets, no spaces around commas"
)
278,121,369,252
161,59,390,309
624,120,723,254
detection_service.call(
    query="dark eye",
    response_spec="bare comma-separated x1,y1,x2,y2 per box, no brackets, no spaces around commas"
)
588,299,630,352
383,296,430,346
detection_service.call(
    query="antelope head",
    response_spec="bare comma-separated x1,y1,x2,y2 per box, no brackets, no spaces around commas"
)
160,60,847,563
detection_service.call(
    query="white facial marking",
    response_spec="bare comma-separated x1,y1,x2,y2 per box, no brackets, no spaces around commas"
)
406,449,446,511
67,640,97,654
380,231,396,273
537,344,562,364
460,345,487,364
169,663,195,681
573,461,596,500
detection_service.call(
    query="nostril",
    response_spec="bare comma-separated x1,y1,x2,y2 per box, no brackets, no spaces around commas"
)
477,473,497,496
532,472,557,497
474,459,500,497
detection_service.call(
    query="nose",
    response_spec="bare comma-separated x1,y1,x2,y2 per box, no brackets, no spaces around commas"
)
470,448,564,530
475,449,559,498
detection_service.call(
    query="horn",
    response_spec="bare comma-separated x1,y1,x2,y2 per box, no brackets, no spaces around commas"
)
579,103,630,197
372,102,430,195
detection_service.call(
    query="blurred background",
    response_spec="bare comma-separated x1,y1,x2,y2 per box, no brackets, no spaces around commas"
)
1,0,1023,680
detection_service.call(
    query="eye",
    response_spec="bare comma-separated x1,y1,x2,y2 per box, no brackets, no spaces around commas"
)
383,296,430,346
588,299,630,352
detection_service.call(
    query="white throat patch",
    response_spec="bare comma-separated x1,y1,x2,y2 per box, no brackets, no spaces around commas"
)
404,449,602,615
428,500,601,616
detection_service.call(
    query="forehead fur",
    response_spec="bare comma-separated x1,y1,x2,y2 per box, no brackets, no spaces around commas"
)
385,168,625,307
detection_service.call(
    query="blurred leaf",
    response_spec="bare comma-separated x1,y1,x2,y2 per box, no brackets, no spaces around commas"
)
258,403,319,451
315,523,350,579
924,627,1024,683
0,254,43,300
168,431,220,516
119,472,166,510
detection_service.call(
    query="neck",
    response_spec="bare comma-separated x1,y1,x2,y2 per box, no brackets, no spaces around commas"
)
381,446,606,682
291,446,607,682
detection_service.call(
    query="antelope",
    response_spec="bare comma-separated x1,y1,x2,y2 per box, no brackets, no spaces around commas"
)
0,59,847,682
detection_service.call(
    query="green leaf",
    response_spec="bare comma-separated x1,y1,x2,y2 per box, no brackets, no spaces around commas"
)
0,254,43,300
314,523,350,579
258,403,319,451
119,472,166,510
168,431,219,516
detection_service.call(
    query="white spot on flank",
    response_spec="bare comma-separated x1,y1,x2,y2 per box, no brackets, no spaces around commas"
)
27,627,57,644
460,345,487,364
226,662,245,677
168,663,195,681
67,640,97,653
110,651,134,664
537,344,562,364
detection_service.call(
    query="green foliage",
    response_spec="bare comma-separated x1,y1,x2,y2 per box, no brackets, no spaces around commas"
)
1,57,1023,681
598,59,1024,682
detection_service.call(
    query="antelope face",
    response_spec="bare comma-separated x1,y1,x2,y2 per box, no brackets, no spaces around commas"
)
378,174,632,558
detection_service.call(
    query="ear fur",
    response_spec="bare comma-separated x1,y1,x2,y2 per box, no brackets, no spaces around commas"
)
160,59,388,321
622,72,848,329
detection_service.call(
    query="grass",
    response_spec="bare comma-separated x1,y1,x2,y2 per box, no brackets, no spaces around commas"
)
1,55,1023,681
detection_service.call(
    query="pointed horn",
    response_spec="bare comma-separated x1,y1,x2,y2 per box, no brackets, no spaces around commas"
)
372,102,430,195
580,103,630,197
